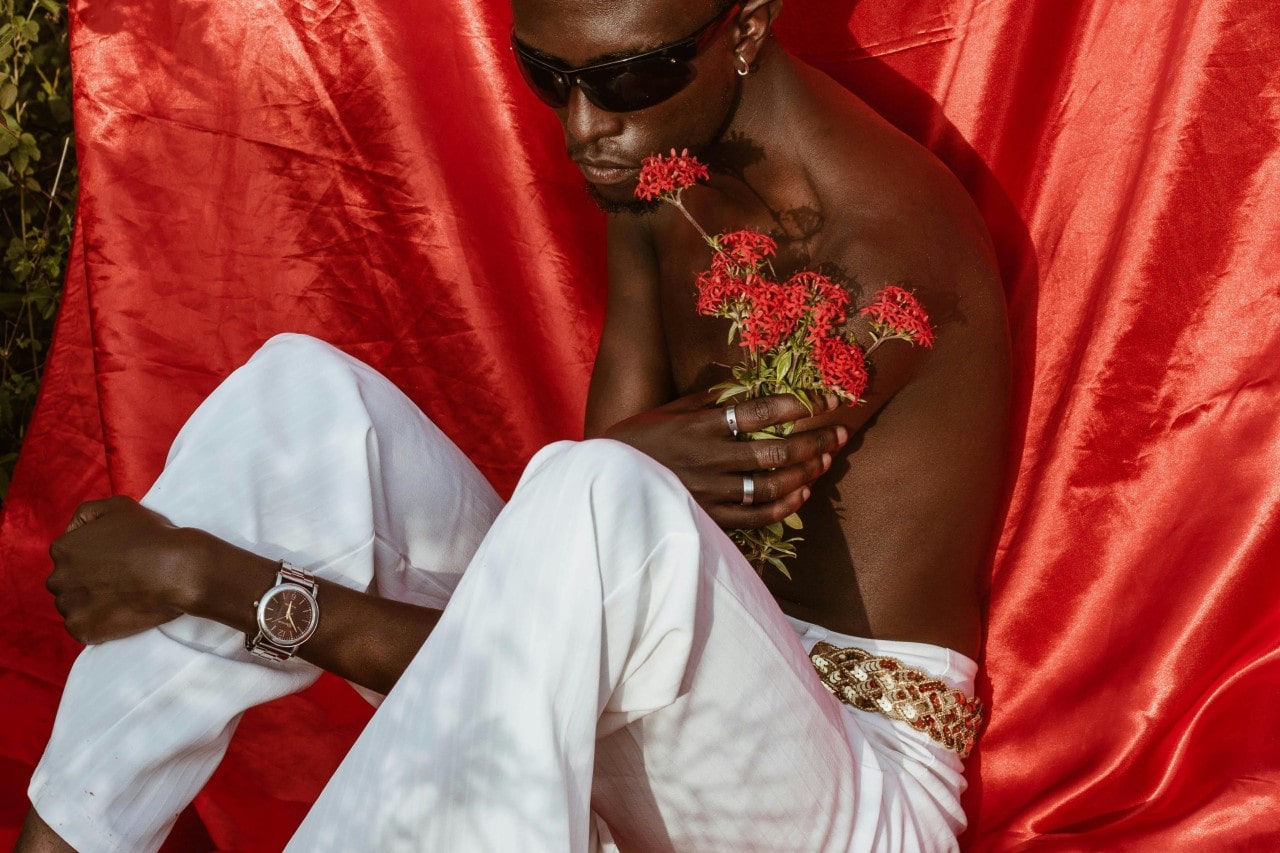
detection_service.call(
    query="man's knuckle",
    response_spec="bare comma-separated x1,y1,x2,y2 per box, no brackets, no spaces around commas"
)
756,442,786,468
744,398,771,425
758,478,779,504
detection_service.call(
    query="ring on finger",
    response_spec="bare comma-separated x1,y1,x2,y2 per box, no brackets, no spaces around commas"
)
741,473,755,506
724,405,740,438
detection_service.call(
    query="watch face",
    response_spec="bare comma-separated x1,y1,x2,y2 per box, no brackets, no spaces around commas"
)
260,585,317,646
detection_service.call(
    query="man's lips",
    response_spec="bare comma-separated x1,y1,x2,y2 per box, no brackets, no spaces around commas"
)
575,160,638,186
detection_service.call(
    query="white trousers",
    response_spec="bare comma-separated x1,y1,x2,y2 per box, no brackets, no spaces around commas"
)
30,334,976,852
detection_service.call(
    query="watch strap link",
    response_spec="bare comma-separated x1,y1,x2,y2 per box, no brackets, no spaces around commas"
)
276,560,318,594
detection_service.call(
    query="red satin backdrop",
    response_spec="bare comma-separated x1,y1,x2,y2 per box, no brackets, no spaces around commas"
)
2,0,1277,849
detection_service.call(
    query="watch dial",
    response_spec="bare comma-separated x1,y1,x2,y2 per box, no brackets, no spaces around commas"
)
263,588,316,644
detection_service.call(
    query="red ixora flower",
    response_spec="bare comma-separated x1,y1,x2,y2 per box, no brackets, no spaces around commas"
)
860,285,936,347
812,336,869,402
738,279,808,352
694,267,751,316
714,230,778,270
635,149,710,202
786,271,850,338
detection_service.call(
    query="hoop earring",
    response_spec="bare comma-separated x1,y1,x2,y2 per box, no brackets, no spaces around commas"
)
735,52,751,76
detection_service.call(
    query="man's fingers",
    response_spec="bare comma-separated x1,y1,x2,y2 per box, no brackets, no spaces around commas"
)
714,453,832,506
726,393,841,435
730,425,847,472
713,486,813,529
62,497,120,534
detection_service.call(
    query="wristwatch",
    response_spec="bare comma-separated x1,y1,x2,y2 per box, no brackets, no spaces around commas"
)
245,561,320,662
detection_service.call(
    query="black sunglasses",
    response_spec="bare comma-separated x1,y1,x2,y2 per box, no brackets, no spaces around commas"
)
511,3,741,113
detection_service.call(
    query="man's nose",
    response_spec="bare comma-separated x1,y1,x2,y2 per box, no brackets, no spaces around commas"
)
562,86,624,149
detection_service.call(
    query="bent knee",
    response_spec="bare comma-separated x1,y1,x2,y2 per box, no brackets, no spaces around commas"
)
249,333,354,375
526,439,683,495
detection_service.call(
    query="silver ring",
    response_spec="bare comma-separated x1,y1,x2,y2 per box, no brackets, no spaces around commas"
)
724,405,740,438
741,474,755,506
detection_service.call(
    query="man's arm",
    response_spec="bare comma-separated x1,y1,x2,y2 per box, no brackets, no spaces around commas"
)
585,215,673,436
46,497,440,697
586,215,851,528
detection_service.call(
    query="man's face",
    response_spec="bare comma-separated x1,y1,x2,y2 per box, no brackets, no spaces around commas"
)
511,0,740,213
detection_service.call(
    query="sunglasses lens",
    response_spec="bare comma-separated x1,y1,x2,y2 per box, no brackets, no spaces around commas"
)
581,57,693,112
514,51,571,108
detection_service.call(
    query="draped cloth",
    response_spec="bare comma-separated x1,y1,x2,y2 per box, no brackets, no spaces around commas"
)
1,0,1277,849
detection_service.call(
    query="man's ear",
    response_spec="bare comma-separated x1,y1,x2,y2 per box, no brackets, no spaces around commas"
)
734,0,782,69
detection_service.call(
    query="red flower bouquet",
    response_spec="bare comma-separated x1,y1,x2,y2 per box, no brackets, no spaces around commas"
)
636,150,934,577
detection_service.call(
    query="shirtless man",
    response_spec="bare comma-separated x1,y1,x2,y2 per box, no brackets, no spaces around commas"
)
20,0,1008,849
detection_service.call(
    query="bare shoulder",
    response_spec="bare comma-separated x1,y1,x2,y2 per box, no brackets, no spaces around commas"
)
797,65,1001,317
787,63,1009,400
762,64,1011,652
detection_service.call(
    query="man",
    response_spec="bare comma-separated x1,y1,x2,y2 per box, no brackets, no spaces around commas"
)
19,0,1009,849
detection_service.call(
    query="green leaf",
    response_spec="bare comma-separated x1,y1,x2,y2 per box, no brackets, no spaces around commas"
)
0,83,17,112
38,0,62,15
775,349,792,379
715,384,748,403
0,172,12,191
766,557,792,580
766,521,784,537
783,512,803,530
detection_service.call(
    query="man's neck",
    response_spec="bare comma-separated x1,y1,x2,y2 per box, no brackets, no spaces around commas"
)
702,43,819,242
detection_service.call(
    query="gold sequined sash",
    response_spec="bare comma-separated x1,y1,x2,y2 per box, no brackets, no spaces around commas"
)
808,641,983,758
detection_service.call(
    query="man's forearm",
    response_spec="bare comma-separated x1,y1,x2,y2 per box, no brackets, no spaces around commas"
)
182,530,440,696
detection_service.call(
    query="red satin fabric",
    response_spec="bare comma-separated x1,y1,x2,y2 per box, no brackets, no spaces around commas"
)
2,0,1278,849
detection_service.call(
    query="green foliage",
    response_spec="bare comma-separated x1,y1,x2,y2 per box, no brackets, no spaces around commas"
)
0,0,76,501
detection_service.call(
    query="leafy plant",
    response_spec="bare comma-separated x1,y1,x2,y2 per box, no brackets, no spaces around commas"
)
0,0,75,502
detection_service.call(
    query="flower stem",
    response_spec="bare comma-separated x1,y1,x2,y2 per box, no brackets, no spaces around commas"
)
670,199,713,244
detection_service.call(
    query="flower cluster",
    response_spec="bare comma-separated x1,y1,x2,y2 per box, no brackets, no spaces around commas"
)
713,230,778,270
861,285,936,348
635,152,934,577
634,148,710,203
693,253,872,404
812,335,868,401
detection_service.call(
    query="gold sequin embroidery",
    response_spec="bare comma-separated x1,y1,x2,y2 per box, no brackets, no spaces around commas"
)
808,641,984,758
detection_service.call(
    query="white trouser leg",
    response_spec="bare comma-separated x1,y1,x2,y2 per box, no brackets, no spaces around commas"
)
29,334,503,853
284,439,968,852
32,334,971,853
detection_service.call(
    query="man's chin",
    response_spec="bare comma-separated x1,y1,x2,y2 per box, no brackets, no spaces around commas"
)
583,181,661,216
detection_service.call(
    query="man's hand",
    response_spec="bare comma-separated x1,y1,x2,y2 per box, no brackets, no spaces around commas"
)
603,391,848,529
46,496,200,644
